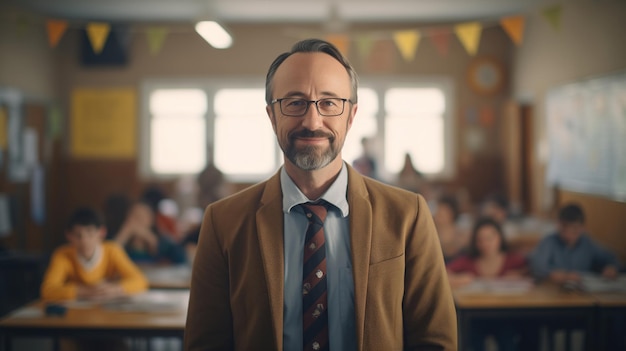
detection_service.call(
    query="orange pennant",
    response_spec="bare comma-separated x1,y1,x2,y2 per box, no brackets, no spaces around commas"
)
427,28,451,57
325,34,350,57
393,29,421,62
500,15,525,46
86,22,111,54
46,19,68,48
454,22,482,56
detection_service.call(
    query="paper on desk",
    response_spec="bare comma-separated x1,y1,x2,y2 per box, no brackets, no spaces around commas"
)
10,306,43,318
456,278,534,295
580,274,626,293
101,290,189,313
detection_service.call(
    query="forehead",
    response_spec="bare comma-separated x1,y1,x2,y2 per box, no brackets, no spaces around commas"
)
68,224,100,235
272,52,351,96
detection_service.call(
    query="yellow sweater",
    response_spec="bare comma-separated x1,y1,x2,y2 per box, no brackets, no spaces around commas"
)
40,241,148,301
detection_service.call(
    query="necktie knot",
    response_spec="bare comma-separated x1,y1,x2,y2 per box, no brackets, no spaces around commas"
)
301,201,329,223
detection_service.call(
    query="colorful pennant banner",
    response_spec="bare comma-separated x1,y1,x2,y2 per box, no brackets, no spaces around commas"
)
499,15,525,46
542,4,563,31
454,22,482,56
147,26,169,55
427,27,451,58
393,29,421,62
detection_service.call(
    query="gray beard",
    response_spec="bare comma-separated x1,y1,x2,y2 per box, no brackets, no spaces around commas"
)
286,144,338,171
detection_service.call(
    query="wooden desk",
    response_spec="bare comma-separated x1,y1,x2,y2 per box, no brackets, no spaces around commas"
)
0,290,189,351
454,283,597,351
140,264,191,289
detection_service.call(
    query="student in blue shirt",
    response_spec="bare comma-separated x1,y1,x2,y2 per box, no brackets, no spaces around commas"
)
530,203,620,284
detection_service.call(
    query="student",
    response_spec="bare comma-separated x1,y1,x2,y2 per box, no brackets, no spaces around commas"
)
446,217,529,351
115,201,187,265
529,203,620,284
433,194,470,263
40,206,148,301
446,217,528,289
185,38,456,351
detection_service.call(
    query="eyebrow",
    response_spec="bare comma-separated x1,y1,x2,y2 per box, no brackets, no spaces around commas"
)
280,91,341,99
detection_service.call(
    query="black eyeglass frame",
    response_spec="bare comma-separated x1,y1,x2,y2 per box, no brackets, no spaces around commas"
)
270,97,353,117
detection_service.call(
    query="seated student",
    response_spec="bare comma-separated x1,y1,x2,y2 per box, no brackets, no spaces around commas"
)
447,217,528,289
447,217,529,351
530,203,620,284
115,201,186,265
433,195,470,263
481,193,520,239
40,206,148,301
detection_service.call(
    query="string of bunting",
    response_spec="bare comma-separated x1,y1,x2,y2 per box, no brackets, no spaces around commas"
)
29,4,563,59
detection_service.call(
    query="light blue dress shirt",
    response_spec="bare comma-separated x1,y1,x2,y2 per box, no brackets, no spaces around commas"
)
281,163,356,351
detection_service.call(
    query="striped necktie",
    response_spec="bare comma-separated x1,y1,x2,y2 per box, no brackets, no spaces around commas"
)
301,202,329,351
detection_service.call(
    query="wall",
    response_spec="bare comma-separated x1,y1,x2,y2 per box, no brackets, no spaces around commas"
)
512,1,626,260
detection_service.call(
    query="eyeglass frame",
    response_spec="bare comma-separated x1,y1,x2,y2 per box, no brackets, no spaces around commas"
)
269,97,353,117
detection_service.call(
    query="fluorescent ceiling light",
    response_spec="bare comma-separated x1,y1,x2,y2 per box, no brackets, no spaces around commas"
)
195,21,233,49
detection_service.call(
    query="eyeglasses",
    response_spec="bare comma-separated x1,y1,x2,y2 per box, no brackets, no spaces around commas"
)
270,97,352,117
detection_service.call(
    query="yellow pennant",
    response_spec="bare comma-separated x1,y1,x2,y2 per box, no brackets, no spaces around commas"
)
542,4,563,31
500,15,525,46
454,22,482,56
46,19,68,48
86,22,111,54
146,26,168,55
325,34,350,57
393,29,421,62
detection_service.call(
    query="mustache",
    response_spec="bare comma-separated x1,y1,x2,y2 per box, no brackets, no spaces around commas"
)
289,129,334,140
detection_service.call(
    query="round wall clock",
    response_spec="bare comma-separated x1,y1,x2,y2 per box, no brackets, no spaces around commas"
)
467,57,505,96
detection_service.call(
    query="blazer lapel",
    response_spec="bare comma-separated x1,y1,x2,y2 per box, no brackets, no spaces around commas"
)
346,166,373,351
256,172,285,350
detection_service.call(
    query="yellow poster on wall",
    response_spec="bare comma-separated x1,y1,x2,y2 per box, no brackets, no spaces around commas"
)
71,88,136,158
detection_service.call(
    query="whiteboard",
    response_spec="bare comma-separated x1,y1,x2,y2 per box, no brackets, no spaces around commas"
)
546,71,626,201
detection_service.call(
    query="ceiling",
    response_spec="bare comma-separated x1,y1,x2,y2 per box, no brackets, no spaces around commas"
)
9,0,543,25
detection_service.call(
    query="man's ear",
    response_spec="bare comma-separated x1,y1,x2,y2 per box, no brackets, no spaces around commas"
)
266,105,278,133
346,103,358,132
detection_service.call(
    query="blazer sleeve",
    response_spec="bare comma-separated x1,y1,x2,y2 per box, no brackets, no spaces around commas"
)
403,195,458,351
184,205,234,351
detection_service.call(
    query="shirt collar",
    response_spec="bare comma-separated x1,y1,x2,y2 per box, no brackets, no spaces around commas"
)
281,163,349,217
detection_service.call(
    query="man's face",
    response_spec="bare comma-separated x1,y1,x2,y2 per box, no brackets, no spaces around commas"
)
558,221,584,247
266,52,357,171
66,224,105,260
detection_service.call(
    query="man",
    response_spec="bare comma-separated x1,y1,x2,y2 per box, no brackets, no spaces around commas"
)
530,203,620,284
185,39,457,351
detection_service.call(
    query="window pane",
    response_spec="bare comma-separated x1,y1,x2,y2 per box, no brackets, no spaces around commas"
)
385,114,443,174
150,89,207,115
214,116,277,174
213,88,277,176
385,88,445,115
151,116,206,173
215,89,267,115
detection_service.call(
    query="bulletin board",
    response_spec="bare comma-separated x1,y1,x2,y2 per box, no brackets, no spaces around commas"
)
546,70,626,202
71,88,136,158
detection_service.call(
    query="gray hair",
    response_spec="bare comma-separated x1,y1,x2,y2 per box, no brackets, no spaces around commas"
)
265,38,359,105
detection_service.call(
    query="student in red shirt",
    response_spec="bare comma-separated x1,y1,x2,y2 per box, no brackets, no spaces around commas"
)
447,217,528,288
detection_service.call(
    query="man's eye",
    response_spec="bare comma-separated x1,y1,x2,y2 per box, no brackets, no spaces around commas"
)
287,99,306,107
320,99,337,107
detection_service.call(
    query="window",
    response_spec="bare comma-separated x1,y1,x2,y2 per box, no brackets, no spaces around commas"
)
142,77,454,181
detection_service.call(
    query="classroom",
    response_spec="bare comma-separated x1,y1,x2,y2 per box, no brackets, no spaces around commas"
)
1,1,625,350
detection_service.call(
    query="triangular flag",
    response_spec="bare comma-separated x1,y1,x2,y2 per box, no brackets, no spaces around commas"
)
542,5,563,31
0,106,7,149
500,15,525,46
86,22,111,54
47,104,63,139
427,27,451,57
325,34,350,57
355,35,376,62
393,29,421,62
46,19,68,48
146,26,168,55
454,22,482,56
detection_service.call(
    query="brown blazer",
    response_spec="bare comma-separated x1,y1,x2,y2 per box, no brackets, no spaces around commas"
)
185,165,457,351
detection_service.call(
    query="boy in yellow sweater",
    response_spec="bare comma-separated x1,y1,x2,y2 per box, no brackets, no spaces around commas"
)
41,206,148,301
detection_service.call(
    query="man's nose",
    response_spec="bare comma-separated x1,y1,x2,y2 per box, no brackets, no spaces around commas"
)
300,103,324,130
